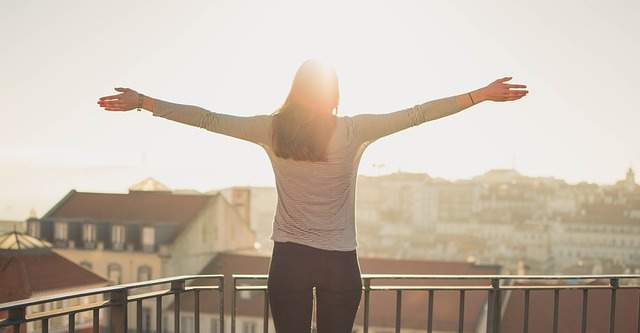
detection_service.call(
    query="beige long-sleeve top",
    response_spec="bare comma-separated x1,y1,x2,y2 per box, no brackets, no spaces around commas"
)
152,96,463,251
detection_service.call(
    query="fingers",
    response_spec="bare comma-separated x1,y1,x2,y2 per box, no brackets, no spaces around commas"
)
98,100,126,107
98,94,123,101
495,76,512,83
505,84,527,89
99,87,132,101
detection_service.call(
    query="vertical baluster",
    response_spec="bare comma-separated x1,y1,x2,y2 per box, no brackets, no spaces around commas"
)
395,290,402,333
137,300,143,333
195,290,200,333
219,277,225,333
263,290,269,333
552,289,559,333
495,285,502,333
156,295,163,333
486,278,500,333
609,278,618,333
8,307,25,333
232,278,237,333
459,290,465,333
637,293,639,333
523,289,530,333
68,313,75,333
581,289,588,333
93,308,99,333
172,280,185,333
363,279,370,333
427,290,434,333
175,293,181,333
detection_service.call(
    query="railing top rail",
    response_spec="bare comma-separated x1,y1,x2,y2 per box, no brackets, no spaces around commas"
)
0,274,223,311
233,273,640,280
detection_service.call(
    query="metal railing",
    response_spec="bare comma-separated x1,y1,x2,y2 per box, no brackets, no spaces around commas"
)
2,274,639,333
0,275,223,333
233,274,640,333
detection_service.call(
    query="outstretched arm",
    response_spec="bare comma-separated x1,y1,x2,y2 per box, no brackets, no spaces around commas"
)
352,77,528,145
97,88,272,147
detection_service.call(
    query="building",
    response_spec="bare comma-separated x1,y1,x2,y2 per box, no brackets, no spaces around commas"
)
26,178,257,332
0,231,110,333
0,221,25,234
217,186,278,255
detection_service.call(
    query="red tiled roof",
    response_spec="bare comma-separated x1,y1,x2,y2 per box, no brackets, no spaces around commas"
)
173,253,499,331
0,233,109,303
500,281,640,332
44,190,214,225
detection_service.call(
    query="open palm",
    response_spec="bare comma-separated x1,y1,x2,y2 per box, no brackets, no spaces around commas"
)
97,87,140,111
483,77,528,102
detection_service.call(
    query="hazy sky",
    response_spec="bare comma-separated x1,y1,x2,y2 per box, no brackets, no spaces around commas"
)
1,0,639,220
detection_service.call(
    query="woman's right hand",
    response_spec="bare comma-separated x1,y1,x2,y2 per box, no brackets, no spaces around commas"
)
97,87,141,111
480,77,528,102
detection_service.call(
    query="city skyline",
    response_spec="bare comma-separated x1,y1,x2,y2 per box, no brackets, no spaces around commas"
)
1,164,636,221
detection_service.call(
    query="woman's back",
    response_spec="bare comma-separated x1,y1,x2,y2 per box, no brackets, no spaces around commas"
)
265,116,367,251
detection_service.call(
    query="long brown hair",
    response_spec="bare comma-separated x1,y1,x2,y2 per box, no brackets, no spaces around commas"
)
271,59,339,162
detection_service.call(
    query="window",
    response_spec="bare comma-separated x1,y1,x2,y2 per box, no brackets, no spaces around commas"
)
241,321,256,333
112,225,125,249
107,263,122,284
27,221,40,238
54,222,67,240
83,223,96,243
180,315,194,333
138,265,152,281
210,318,220,333
142,226,155,250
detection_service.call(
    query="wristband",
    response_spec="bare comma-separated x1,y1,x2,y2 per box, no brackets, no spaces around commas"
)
137,93,145,112
468,92,475,105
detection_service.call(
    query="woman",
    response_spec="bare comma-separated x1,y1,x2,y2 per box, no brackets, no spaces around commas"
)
98,59,527,332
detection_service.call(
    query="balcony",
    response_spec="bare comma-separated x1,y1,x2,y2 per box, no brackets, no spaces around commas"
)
1,274,639,333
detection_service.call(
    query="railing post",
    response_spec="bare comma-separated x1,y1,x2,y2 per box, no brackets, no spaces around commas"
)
609,278,619,333
232,277,237,333
7,306,25,332
172,280,185,333
486,278,500,333
108,289,128,333
395,290,402,333
363,278,370,333
219,277,225,333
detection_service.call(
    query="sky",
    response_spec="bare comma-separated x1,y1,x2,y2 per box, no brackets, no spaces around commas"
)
1,0,639,220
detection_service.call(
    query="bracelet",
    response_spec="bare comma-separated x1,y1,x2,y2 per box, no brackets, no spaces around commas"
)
137,93,145,112
468,92,475,105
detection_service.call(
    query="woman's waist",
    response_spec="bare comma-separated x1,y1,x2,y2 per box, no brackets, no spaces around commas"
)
273,240,357,256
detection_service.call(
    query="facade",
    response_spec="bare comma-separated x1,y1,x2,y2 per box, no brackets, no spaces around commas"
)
26,178,256,332
218,186,278,255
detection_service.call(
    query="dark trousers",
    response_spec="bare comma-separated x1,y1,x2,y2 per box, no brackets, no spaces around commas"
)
267,241,363,333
